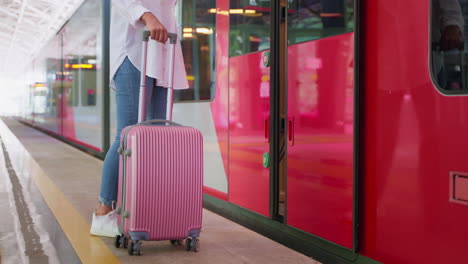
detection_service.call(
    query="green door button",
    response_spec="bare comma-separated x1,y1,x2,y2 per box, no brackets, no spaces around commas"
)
263,152,270,168
263,52,270,67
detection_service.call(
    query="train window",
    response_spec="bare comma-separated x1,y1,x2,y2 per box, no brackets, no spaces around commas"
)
29,35,62,133
229,0,354,57
62,0,102,106
431,0,468,93
287,0,354,45
63,57,99,107
174,0,216,102
229,0,271,57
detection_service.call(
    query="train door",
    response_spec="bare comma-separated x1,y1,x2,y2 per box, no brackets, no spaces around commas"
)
228,0,356,249
228,0,274,217
283,0,356,249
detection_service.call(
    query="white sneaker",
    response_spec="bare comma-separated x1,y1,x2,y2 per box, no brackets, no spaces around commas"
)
90,211,120,238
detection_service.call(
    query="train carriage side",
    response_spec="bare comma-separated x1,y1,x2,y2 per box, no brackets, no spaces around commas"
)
19,0,468,263
361,0,468,263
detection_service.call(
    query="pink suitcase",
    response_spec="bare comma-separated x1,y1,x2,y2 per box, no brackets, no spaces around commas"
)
114,31,203,256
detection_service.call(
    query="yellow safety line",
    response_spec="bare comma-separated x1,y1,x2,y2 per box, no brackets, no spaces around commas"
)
0,120,120,264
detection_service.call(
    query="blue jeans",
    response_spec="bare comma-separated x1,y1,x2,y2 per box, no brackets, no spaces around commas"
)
99,57,168,207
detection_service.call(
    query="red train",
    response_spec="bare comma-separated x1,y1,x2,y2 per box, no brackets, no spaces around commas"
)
20,0,468,263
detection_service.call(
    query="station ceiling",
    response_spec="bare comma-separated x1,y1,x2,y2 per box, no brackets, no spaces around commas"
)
0,0,84,76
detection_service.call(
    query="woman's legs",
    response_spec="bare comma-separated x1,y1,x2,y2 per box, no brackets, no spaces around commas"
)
147,86,168,120
96,57,168,215
98,57,141,214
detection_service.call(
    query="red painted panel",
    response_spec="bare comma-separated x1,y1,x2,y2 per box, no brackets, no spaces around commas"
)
31,125,101,152
204,186,228,201
67,137,101,152
286,33,354,249
362,0,468,263
229,52,270,217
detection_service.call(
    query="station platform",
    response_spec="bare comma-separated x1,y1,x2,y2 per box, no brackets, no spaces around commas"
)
0,117,320,264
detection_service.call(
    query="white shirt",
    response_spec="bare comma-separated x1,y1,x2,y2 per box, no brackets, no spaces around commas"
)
110,0,189,89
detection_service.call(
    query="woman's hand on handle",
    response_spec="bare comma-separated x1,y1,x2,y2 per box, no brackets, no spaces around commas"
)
140,12,168,43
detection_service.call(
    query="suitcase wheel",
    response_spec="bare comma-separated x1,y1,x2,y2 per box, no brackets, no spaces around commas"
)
115,234,129,249
114,235,122,248
193,239,200,252
170,240,183,246
123,236,129,248
185,237,200,252
128,240,142,256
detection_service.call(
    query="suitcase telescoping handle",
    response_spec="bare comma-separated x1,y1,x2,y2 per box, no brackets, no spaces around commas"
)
138,119,182,126
138,31,178,123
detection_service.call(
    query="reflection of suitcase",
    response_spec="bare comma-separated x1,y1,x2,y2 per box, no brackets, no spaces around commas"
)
114,31,203,256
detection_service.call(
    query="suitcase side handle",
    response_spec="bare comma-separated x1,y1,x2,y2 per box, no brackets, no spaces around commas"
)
138,119,183,126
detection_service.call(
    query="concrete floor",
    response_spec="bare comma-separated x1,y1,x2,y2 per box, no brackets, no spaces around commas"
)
0,118,321,264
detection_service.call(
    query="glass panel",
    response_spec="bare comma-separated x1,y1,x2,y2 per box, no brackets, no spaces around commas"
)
227,0,271,216
287,0,354,45
286,0,355,249
61,0,103,150
174,0,216,101
430,0,468,93
228,52,271,217
30,35,62,134
229,0,271,56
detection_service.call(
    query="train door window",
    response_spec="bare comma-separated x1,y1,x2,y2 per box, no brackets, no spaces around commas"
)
63,56,98,107
29,35,62,133
174,0,216,102
229,0,354,57
62,0,101,106
229,0,271,56
430,0,468,94
287,0,354,45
